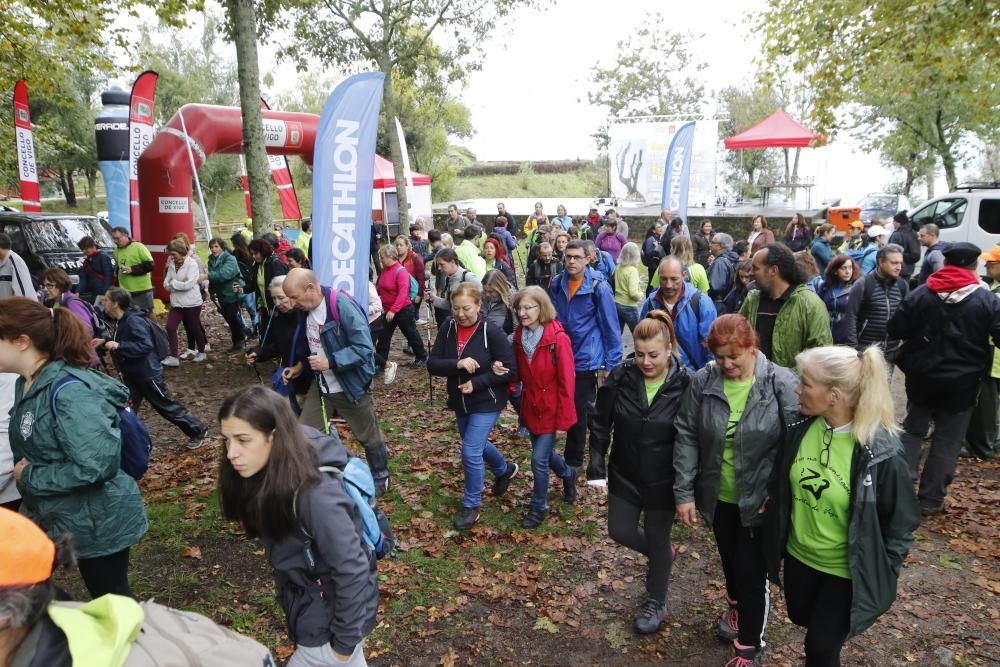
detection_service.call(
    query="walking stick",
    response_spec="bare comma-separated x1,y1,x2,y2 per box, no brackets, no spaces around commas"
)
426,317,434,402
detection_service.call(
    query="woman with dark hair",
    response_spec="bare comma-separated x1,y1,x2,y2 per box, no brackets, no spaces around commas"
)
674,314,799,666
208,237,249,351
784,213,813,252
39,268,93,336
249,238,289,335
426,248,482,327
693,219,713,267
218,385,378,666
588,310,691,635
811,224,836,273
230,232,258,333
642,221,665,286
0,297,147,599
721,259,755,315
286,247,311,270
817,255,863,344
748,215,775,255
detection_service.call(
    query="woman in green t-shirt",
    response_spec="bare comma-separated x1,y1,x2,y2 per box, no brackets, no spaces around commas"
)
764,346,919,666
674,314,799,667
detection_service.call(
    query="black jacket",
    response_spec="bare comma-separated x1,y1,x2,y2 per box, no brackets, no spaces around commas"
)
587,358,691,509
254,254,289,312
888,225,920,278
78,251,114,299
255,307,313,395
708,250,740,306
427,316,517,414
109,308,161,383
844,271,908,360
270,427,378,656
889,280,1000,409
526,257,561,289
692,232,711,267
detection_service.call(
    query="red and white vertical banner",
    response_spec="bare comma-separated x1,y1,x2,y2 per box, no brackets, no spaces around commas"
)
128,70,158,235
259,97,302,221
13,80,41,212
239,154,253,218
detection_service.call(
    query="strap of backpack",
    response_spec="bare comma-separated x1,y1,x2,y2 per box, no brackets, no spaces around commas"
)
49,375,84,418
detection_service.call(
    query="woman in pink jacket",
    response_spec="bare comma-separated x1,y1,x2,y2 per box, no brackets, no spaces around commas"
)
375,245,427,370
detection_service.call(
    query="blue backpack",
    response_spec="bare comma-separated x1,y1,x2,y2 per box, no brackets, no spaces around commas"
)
49,374,152,480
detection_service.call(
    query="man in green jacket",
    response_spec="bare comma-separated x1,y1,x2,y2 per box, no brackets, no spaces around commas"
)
740,243,832,369
110,227,155,314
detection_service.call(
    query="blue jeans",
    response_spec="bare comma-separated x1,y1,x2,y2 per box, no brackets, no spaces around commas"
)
455,411,508,509
530,432,571,512
616,303,639,335
242,292,258,328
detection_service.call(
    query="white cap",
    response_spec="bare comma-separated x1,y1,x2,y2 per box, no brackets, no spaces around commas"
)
867,224,889,238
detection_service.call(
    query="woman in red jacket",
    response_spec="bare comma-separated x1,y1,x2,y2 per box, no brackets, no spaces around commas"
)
510,286,578,528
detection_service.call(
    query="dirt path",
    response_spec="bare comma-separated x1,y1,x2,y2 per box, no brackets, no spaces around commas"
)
60,309,1000,666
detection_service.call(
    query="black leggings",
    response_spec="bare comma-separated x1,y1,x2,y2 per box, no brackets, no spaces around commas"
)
219,300,247,346
78,547,133,599
607,494,674,604
784,552,853,666
713,501,770,649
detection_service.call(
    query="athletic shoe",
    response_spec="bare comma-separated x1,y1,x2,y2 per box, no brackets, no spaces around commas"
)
634,598,668,634
162,356,180,367
411,358,427,369
186,433,209,450
203,343,212,352
384,361,398,385
718,601,739,641
179,349,196,361
416,318,427,325
920,503,944,516
491,462,519,496
562,468,578,504
453,507,480,530
515,426,530,438
521,507,546,529
193,352,207,362
724,643,762,667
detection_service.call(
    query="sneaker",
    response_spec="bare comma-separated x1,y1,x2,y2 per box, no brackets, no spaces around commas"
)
634,597,668,634
384,361,398,385
515,426,530,438
416,318,427,325
179,349,196,361
203,343,212,352
521,507,546,529
724,644,762,667
162,356,180,368
718,601,739,641
411,358,427,369
192,352,207,362
491,462,519,496
453,507,480,530
186,433,209,450
403,345,415,356
562,468,578,504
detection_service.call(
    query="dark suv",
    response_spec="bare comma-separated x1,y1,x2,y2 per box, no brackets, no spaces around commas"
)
0,212,116,286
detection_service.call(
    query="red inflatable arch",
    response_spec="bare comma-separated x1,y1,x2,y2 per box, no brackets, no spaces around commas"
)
136,103,321,298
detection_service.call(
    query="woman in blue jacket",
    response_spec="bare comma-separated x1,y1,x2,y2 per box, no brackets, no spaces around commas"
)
816,255,862,345
428,282,519,531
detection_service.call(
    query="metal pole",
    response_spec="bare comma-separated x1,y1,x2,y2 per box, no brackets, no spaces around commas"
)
177,107,214,242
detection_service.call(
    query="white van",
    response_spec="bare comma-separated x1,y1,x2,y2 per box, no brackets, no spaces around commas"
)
908,184,1000,253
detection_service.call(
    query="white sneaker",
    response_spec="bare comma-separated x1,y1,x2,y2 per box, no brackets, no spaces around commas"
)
416,318,427,325
203,343,212,352
179,349,196,361
384,361,398,385
162,356,180,367
193,352,207,362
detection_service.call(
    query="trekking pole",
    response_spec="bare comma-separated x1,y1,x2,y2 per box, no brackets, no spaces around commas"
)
426,318,434,402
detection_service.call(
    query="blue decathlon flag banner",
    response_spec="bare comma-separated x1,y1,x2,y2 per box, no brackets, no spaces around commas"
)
312,72,385,306
660,121,697,225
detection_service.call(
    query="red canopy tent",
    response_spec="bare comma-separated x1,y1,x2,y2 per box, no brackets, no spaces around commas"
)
724,108,824,149
373,154,430,188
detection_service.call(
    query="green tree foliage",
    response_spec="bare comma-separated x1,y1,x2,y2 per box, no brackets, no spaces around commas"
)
717,84,783,195
759,0,1000,190
589,12,708,149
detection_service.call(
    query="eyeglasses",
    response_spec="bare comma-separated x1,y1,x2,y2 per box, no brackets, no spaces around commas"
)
516,304,539,313
42,282,57,288
820,427,833,468
564,254,586,262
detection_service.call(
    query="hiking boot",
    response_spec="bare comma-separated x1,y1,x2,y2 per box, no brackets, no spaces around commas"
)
411,358,427,369
724,643,762,667
562,468,578,504
403,345,415,355
384,361,398,385
162,356,180,367
634,598,668,634
491,462,519,496
718,601,739,641
453,507,480,530
920,503,944,516
193,352,207,362
187,432,209,451
521,507,546,529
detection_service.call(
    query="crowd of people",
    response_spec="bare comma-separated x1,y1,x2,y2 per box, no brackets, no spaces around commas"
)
1,201,999,666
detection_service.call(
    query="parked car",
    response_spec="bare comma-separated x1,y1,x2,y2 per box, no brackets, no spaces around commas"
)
857,192,912,223
0,212,116,287
908,184,1000,263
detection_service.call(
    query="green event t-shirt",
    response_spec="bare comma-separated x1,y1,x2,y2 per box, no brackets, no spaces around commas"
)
787,418,855,579
112,241,154,293
718,376,755,504
644,378,665,407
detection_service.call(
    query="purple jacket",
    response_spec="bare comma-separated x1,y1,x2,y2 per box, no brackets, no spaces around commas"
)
57,293,99,366
595,231,627,263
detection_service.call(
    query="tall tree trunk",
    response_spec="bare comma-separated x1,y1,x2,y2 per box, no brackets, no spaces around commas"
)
228,0,273,237
382,62,410,235
926,161,936,198
85,168,97,214
903,167,916,198
60,169,78,207
940,147,958,192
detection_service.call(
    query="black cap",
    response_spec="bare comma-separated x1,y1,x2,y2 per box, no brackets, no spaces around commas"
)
892,211,909,224
942,241,982,267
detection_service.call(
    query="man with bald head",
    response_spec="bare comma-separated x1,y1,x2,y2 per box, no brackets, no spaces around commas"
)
639,256,717,370
281,268,392,494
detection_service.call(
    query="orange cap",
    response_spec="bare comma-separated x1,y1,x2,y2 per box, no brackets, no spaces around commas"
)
982,246,1000,263
0,508,55,586
849,220,864,229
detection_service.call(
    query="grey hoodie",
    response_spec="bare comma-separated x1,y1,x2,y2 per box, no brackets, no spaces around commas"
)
432,268,483,312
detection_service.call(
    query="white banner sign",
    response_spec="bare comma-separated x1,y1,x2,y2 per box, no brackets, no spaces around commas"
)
158,196,189,214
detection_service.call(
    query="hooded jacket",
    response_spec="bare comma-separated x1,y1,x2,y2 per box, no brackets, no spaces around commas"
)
595,230,627,263
110,308,162,383
739,283,834,370
10,361,147,559
707,250,740,306
427,316,517,414
639,284,717,371
480,296,514,334
673,352,800,526
843,271,908,359
431,268,482,313
163,256,204,308
888,266,1000,409
549,267,623,372
207,250,244,304
764,419,919,638
511,320,577,434
811,237,834,273
270,427,379,656
587,358,690,509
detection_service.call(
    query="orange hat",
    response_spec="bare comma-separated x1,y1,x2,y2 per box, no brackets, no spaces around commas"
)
0,508,55,586
849,220,864,229
981,246,1000,263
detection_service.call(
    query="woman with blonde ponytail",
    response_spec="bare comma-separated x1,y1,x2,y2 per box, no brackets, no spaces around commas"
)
764,345,918,666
